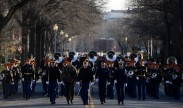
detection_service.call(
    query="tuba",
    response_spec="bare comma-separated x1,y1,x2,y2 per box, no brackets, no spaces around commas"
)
172,73,177,80
54,52,63,64
167,56,177,64
151,73,157,78
126,70,134,78
105,51,117,62
69,51,78,63
88,51,98,63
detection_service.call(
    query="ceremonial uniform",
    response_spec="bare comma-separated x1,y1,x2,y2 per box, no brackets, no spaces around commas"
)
150,65,162,99
21,63,34,100
40,64,48,96
171,66,182,100
114,63,127,105
126,66,137,98
107,65,115,99
135,61,147,100
95,63,110,104
1,68,13,98
11,66,20,95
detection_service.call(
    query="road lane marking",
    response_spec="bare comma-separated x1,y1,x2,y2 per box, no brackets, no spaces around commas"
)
91,102,95,108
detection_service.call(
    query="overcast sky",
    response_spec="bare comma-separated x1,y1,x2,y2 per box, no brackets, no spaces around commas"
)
105,0,127,11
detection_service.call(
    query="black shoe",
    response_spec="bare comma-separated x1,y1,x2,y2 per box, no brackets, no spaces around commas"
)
104,99,106,103
101,102,103,104
121,101,124,105
51,101,55,104
83,102,88,105
118,102,120,105
138,97,141,100
143,98,146,100
67,101,70,104
71,100,73,104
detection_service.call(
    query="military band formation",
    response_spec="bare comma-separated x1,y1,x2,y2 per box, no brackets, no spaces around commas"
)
0,51,182,105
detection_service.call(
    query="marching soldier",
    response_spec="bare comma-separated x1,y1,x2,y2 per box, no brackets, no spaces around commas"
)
171,65,182,100
39,58,50,96
21,58,34,100
114,61,127,105
163,58,176,96
0,63,14,98
150,63,162,99
46,60,61,104
78,61,94,105
11,60,20,95
30,60,39,93
107,63,115,99
135,59,147,100
95,62,110,104
62,59,77,104
125,60,137,98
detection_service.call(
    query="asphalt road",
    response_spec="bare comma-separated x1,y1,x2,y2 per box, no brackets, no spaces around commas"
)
0,81,183,108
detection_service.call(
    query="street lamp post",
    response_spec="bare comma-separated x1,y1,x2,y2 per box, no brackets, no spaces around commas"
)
125,37,128,55
63,33,69,53
53,24,58,53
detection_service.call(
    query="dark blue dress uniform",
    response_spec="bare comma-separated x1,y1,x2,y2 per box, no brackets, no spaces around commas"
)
78,66,94,105
126,66,137,98
150,68,162,99
0,69,13,98
11,67,20,95
39,65,48,96
170,69,182,100
95,67,110,104
46,65,61,104
107,66,115,99
21,64,34,100
163,65,174,96
135,65,147,100
114,66,127,105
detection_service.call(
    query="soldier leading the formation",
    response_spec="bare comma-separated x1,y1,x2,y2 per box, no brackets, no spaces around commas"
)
78,61,94,105
62,59,77,104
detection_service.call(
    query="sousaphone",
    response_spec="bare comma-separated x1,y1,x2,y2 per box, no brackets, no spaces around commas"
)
106,51,117,62
167,56,178,64
69,51,78,63
88,51,98,62
54,52,63,64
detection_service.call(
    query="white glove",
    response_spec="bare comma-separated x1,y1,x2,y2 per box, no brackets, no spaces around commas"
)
11,82,15,85
90,82,94,86
95,78,99,82
22,78,24,81
125,83,127,87
46,81,49,85
76,82,80,85
43,72,46,75
107,82,110,85
165,80,169,84
58,82,61,85
114,80,117,83
136,77,139,80
61,81,64,85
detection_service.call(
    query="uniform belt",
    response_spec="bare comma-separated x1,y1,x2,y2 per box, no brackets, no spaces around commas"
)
137,75,145,77
24,73,32,75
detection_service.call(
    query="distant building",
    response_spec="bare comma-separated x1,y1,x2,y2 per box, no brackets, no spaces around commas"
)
93,38,116,52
